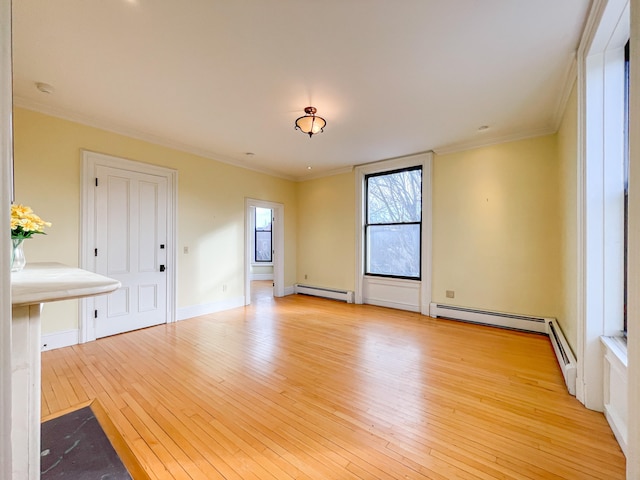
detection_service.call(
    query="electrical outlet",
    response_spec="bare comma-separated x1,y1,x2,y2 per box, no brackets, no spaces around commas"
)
304,274,308,280
222,284,227,292
446,290,455,299
183,246,189,254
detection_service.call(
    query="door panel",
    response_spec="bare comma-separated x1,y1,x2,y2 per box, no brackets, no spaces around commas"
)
95,165,168,338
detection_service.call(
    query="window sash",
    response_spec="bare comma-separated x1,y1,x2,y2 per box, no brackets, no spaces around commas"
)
254,208,272,263
365,166,422,280
623,40,630,334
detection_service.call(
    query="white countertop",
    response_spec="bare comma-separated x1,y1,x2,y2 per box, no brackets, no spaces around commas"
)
11,262,120,306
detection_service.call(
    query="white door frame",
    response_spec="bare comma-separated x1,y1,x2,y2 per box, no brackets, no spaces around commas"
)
79,150,177,343
1,0,13,476
244,198,285,303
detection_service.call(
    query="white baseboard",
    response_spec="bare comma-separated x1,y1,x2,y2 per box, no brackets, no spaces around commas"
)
41,329,79,351
176,296,245,321
283,285,295,296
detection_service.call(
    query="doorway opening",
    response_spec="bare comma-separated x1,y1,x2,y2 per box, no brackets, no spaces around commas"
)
244,198,284,304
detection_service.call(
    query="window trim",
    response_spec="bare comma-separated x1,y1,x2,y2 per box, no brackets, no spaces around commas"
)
364,165,423,280
354,152,432,314
577,0,629,410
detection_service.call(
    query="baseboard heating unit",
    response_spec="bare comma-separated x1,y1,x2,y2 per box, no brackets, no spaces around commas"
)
294,284,354,303
547,320,577,395
429,303,577,395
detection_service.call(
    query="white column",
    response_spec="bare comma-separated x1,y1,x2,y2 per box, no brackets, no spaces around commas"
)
0,0,14,478
11,305,42,480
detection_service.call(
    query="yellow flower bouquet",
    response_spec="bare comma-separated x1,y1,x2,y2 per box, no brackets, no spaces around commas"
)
10,204,51,272
11,204,51,239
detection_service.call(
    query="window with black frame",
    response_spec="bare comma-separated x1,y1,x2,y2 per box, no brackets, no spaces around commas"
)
255,207,272,263
365,166,422,279
624,39,630,335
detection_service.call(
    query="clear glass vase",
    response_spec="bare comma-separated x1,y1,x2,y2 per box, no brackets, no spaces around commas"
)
11,238,26,272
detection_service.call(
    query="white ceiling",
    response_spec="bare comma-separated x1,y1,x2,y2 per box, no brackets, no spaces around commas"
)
11,0,590,181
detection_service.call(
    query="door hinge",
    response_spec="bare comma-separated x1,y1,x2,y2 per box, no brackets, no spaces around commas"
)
94,248,98,257
94,310,98,319
95,177,99,187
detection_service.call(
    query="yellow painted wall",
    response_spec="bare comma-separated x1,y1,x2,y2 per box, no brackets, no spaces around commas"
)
13,108,297,334
432,135,562,318
15,106,569,339
557,81,579,352
296,171,355,290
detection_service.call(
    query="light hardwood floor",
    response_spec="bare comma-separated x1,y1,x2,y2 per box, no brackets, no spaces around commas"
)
42,283,625,479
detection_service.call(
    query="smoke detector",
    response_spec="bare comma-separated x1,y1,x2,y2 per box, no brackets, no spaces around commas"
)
35,82,54,94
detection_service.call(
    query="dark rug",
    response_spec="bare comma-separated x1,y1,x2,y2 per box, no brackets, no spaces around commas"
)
41,405,132,480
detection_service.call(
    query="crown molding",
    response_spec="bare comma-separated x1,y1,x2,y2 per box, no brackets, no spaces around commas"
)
433,126,556,156
551,54,578,131
12,97,297,182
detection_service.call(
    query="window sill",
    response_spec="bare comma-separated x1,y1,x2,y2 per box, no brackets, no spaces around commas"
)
601,335,628,368
363,275,420,284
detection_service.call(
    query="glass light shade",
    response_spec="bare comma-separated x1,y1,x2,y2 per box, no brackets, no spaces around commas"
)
295,107,326,137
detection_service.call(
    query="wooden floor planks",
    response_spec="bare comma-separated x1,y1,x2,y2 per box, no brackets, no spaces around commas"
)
41,283,626,479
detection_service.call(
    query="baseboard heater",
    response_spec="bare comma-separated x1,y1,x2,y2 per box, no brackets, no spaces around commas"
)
429,303,577,395
294,284,354,303
547,320,577,395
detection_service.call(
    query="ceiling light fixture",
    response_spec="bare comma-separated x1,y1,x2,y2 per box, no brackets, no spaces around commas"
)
295,106,326,138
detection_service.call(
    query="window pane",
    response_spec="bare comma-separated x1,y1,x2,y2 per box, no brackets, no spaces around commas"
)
255,207,272,262
366,224,420,278
367,169,421,224
255,207,272,231
255,231,272,262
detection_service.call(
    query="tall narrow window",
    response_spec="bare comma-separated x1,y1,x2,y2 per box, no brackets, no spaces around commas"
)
255,207,272,262
365,166,422,279
623,40,630,334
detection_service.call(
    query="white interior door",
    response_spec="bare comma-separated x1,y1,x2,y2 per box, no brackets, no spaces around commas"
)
94,165,168,338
